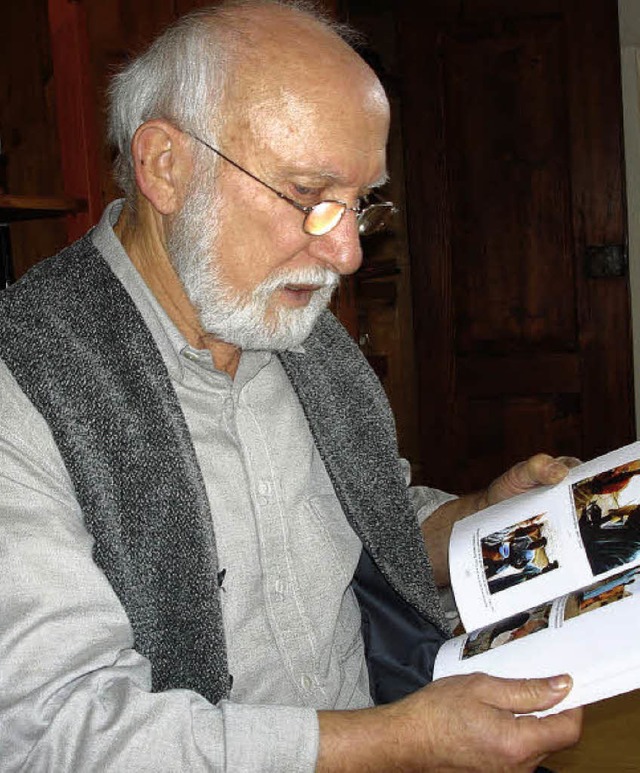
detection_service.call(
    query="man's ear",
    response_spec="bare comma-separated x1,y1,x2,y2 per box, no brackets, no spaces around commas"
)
130,120,192,215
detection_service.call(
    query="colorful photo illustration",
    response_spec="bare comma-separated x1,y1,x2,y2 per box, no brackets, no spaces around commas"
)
481,514,558,595
573,460,640,576
564,566,640,621
462,603,552,659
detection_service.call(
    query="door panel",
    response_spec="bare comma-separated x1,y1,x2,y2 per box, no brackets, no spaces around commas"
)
443,19,575,355
396,0,634,492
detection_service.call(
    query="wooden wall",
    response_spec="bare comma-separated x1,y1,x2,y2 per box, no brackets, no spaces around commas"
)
0,0,67,278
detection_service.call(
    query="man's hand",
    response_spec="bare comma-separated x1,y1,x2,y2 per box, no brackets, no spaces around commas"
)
317,671,583,772
484,454,582,509
423,454,581,585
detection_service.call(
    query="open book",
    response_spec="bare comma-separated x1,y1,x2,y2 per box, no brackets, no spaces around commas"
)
433,441,640,714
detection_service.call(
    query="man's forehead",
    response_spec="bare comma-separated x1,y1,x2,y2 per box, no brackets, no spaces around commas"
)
219,12,390,144
224,80,389,168
229,72,388,129
275,159,389,190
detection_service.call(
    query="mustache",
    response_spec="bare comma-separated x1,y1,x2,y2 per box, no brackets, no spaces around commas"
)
256,265,340,295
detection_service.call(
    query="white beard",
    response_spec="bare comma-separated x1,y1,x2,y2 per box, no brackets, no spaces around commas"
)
167,179,338,351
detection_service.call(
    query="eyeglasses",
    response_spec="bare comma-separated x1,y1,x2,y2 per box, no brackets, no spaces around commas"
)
183,130,396,237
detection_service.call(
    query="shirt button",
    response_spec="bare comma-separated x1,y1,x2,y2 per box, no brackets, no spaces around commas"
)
181,347,200,362
258,480,271,496
300,674,313,690
257,480,272,505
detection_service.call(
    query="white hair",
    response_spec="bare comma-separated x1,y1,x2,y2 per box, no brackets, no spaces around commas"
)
107,9,226,199
107,1,361,200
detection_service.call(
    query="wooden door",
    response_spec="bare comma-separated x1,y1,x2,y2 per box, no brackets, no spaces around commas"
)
395,0,634,492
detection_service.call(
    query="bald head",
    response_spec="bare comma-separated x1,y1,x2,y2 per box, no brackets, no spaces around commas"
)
219,4,389,162
219,2,382,100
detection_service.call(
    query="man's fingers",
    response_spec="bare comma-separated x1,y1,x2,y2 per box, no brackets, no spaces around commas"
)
482,674,582,760
554,455,582,469
488,454,582,505
476,673,574,715
488,454,552,502
512,454,556,489
517,455,582,487
517,707,584,756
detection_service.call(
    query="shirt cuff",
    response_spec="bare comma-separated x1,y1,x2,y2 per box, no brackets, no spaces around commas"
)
220,701,319,772
410,487,458,527
399,458,458,527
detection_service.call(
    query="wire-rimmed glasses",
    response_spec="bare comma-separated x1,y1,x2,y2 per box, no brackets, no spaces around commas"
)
183,130,396,237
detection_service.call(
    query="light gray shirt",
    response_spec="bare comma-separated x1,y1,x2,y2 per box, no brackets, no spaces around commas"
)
0,201,455,771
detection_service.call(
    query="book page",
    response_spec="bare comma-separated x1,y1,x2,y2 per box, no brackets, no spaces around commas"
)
449,442,640,631
433,566,640,714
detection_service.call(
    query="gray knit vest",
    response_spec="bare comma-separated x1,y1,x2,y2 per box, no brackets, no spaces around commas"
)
0,236,448,705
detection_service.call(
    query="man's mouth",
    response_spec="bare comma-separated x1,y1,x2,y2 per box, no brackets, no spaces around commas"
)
280,283,324,306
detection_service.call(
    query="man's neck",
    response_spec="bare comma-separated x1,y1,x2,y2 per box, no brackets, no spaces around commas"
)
113,202,242,378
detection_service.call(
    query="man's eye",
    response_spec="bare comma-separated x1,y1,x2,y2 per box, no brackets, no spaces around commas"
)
292,184,323,200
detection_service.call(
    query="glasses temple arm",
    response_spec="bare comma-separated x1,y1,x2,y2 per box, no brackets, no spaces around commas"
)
184,131,312,215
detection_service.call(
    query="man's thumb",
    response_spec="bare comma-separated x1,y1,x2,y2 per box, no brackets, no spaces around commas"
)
494,674,573,715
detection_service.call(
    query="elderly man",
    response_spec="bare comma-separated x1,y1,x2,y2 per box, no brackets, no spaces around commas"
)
0,1,581,770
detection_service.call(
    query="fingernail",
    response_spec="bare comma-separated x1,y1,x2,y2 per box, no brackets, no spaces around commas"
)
549,462,566,477
549,675,572,691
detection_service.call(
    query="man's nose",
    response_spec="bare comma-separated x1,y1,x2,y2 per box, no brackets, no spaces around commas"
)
307,211,363,276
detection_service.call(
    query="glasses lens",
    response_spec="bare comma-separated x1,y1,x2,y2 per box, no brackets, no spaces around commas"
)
357,202,396,236
304,201,346,236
